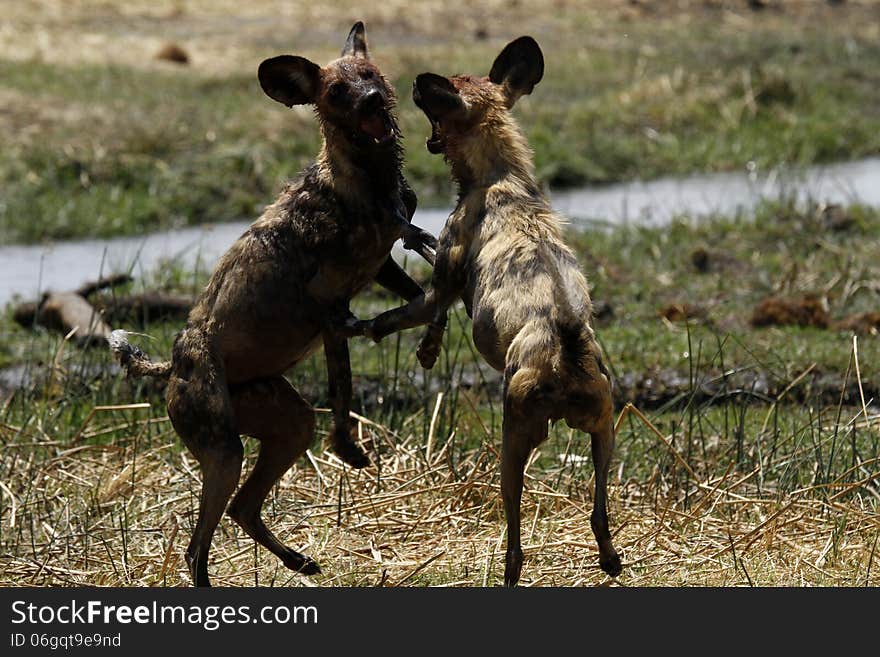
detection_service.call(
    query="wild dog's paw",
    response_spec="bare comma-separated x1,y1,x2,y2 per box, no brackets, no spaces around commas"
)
504,547,524,587
337,316,367,339
331,428,371,469
283,553,322,576
294,557,321,576
334,440,371,469
416,322,445,369
599,551,622,578
327,305,364,338
401,224,438,265
351,319,382,343
401,223,438,252
416,333,441,369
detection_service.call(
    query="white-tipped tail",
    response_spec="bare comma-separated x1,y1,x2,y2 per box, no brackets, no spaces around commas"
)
108,329,171,379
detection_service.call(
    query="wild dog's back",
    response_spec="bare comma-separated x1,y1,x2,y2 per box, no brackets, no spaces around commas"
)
445,175,596,381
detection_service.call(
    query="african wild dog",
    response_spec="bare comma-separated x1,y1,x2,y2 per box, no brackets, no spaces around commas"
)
109,22,435,586
358,37,622,585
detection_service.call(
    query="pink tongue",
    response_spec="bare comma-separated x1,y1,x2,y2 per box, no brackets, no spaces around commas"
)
360,114,387,140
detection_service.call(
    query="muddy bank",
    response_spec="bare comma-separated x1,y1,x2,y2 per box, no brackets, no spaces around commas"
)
614,367,878,411
2,359,873,417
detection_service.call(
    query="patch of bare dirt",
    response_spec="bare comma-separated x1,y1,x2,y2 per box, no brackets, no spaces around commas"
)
750,294,830,329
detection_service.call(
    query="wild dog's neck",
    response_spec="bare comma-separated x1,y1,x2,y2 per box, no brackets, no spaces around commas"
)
317,124,402,201
452,110,540,198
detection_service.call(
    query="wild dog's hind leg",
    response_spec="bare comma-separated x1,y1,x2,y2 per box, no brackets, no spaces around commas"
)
166,346,243,587
227,377,320,575
183,438,242,587
501,367,549,587
569,380,622,577
587,413,622,577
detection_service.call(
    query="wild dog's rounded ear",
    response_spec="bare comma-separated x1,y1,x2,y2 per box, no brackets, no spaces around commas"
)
489,36,544,107
413,73,465,118
258,55,322,107
342,21,369,59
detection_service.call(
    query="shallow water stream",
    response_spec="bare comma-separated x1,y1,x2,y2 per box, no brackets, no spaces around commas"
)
2,157,878,306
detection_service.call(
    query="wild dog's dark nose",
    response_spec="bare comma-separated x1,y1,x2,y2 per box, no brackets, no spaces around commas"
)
360,88,383,114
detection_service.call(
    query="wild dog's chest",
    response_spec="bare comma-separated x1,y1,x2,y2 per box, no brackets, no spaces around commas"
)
338,198,402,261
305,198,403,299
347,206,401,253
440,196,487,281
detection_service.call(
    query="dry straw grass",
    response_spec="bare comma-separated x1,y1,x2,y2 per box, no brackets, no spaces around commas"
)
1,398,877,587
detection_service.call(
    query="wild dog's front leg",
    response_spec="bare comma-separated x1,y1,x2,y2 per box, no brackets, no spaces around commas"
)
374,256,424,302
414,224,470,368
353,258,432,340
401,225,438,266
362,219,467,368
400,175,417,222
363,292,436,342
360,281,453,353
322,327,369,469
387,184,437,265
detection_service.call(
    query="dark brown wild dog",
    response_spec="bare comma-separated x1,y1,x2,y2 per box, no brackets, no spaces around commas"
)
358,37,622,586
109,22,435,587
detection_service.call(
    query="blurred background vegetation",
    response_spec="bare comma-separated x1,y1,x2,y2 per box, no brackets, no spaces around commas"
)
1,1,878,586
2,0,880,241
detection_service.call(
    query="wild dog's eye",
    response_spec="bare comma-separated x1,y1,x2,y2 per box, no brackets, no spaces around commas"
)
328,82,347,100
360,69,375,80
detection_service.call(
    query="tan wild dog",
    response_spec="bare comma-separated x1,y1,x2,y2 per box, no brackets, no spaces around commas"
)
110,22,435,586
358,37,622,585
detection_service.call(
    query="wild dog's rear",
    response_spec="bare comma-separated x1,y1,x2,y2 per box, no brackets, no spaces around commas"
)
362,37,621,585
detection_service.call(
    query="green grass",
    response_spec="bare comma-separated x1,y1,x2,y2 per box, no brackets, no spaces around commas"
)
3,200,878,476
4,15,880,243
580,200,880,375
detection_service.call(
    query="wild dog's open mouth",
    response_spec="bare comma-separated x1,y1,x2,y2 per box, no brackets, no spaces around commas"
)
413,74,460,155
426,118,444,154
413,86,443,153
359,109,396,145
